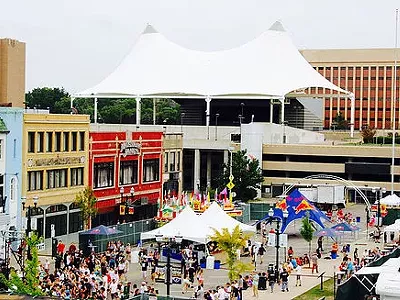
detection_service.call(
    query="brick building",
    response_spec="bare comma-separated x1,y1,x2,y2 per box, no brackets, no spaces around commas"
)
0,39,25,108
301,49,400,130
89,130,163,226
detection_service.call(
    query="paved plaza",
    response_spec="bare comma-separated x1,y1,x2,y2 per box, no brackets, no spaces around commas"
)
33,203,379,299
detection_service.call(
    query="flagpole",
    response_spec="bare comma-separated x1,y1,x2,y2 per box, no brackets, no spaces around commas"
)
391,8,399,194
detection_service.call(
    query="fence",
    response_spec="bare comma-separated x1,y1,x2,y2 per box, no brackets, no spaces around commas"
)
126,295,191,300
79,218,156,254
249,202,272,221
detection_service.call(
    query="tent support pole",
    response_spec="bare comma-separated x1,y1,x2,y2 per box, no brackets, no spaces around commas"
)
350,93,355,138
94,97,98,124
136,97,141,126
205,96,212,139
270,100,274,123
153,98,156,125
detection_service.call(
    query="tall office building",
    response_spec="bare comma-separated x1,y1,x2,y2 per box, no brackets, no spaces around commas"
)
0,38,26,108
301,49,400,130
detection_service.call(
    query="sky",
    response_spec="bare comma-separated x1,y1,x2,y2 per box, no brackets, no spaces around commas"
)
0,0,399,93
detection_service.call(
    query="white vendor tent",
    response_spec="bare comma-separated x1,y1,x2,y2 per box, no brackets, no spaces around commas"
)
380,194,400,206
375,257,400,300
384,219,400,233
140,206,208,244
199,202,256,235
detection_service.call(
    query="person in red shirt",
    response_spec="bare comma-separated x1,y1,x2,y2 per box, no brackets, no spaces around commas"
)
57,240,65,255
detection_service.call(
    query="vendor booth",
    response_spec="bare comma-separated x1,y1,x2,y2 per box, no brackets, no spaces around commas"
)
384,219,400,243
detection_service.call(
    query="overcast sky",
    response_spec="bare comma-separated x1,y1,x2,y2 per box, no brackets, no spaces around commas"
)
1,0,399,93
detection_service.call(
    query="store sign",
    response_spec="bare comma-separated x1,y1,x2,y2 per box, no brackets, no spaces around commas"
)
120,141,141,157
29,156,84,167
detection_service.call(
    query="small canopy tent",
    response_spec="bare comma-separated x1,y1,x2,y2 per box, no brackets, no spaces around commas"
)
80,225,122,235
258,189,329,233
380,194,400,206
331,222,360,232
199,202,256,235
140,206,209,243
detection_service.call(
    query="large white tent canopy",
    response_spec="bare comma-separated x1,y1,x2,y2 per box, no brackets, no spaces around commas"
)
380,194,400,206
77,22,347,99
75,22,354,136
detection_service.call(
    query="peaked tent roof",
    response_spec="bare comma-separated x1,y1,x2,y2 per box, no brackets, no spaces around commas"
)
76,22,349,99
199,202,256,234
380,194,400,206
140,206,209,243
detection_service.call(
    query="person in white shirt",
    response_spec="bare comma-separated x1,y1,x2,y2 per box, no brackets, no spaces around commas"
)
109,278,118,299
295,265,302,286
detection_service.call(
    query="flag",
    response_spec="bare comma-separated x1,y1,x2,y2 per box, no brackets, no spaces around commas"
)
220,187,228,195
207,191,210,204
120,205,126,215
128,207,134,215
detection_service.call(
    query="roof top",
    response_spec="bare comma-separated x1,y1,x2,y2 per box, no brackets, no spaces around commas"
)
76,22,348,99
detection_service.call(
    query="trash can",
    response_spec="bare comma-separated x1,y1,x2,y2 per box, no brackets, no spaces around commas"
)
206,256,215,269
214,260,221,269
356,216,361,223
200,258,206,269
331,252,337,259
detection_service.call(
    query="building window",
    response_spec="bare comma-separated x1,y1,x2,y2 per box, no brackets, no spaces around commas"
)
143,158,159,183
13,139,16,158
37,132,44,153
28,171,43,191
120,160,138,185
28,132,35,153
79,132,85,151
71,167,84,186
63,132,69,152
94,162,114,188
170,152,176,172
55,132,61,152
47,169,67,189
164,152,168,172
46,132,53,152
177,151,181,171
71,132,77,151
10,178,15,201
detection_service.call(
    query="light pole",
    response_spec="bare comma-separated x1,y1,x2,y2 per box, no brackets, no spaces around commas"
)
22,195,39,260
119,186,125,203
155,232,183,298
268,207,289,280
215,113,220,141
129,187,135,206
372,187,386,228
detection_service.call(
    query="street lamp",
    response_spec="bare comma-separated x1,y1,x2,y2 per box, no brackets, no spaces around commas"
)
130,187,135,205
155,232,183,298
372,187,386,228
119,186,125,203
215,113,220,141
268,207,289,280
22,195,38,260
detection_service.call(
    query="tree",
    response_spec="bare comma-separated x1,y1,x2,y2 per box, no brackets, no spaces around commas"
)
210,225,253,281
361,125,376,143
74,186,98,230
332,112,349,130
300,213,314,265
217,149,264,202
25,87,70,112
0,233,44,297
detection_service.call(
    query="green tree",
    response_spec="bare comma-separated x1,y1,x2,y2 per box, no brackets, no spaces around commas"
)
74,186,98,230
210,225,253,281
217,149,264,202
332,112,349,130
25,87,70,112
0,233,44,297
300,213,314,264
361,125,376,143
